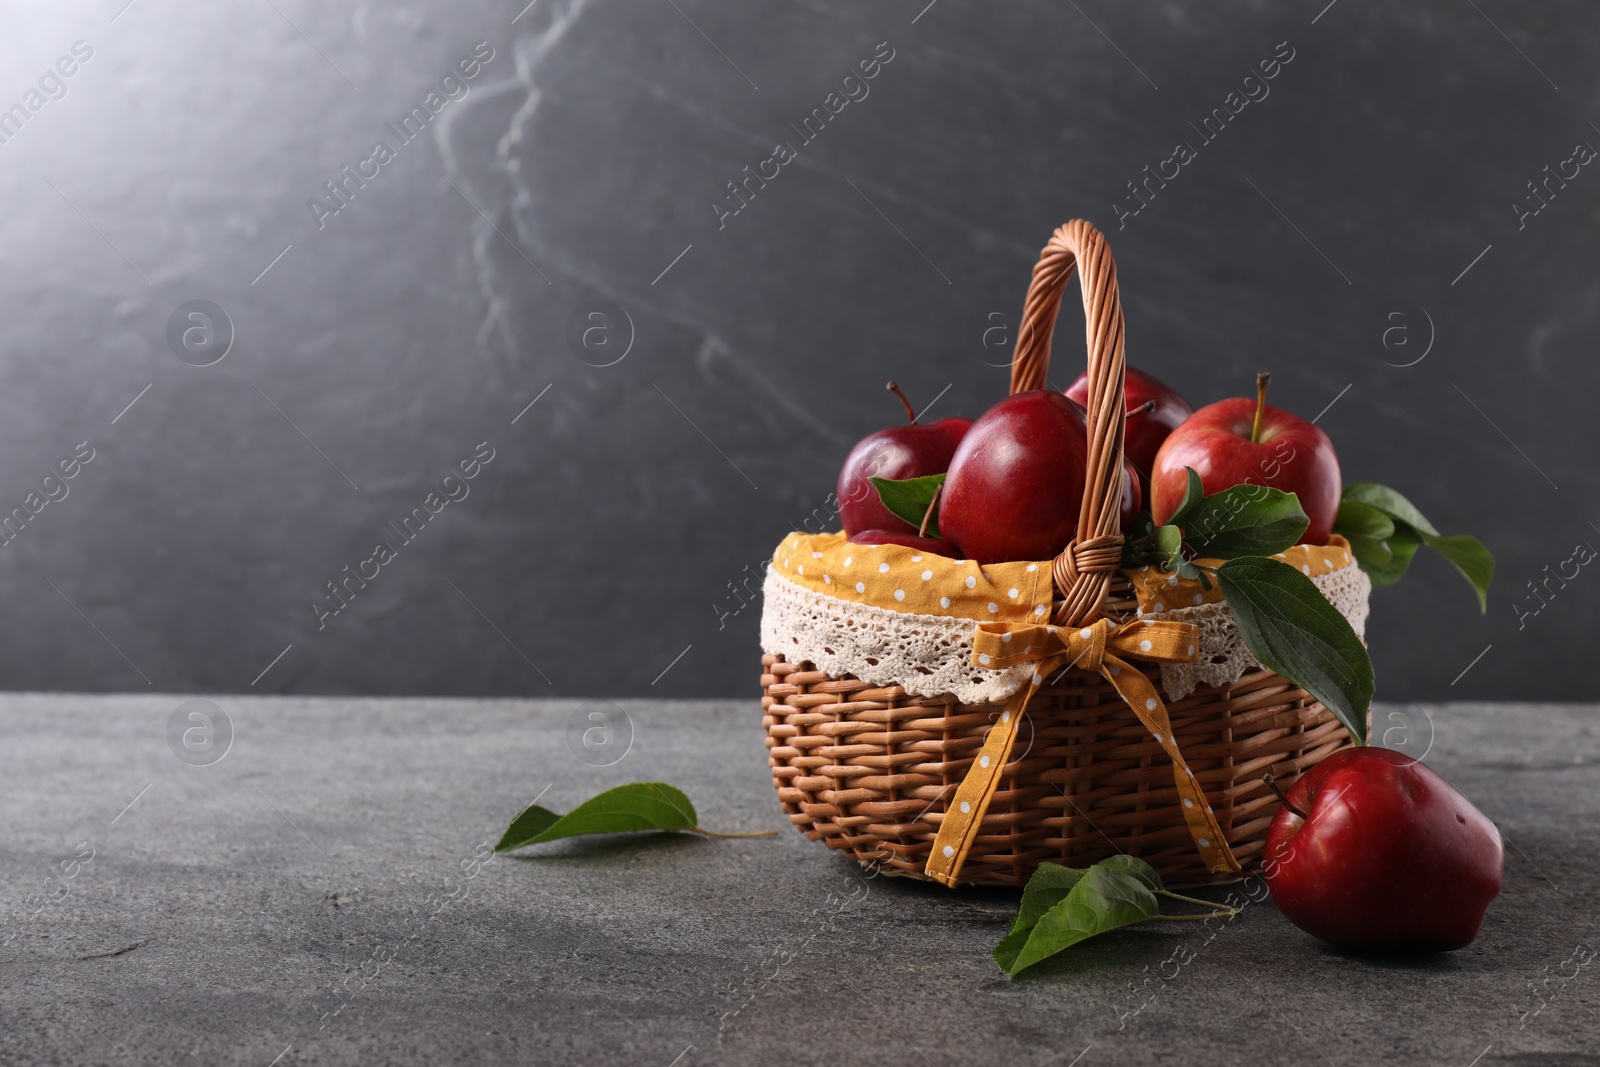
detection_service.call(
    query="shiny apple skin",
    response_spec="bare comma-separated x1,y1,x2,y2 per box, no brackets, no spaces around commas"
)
940,391,1090,565
1065,366,1193,495
1263,748,1504,951
1149,397,1342,544
837,417,971,536
1119,460,1141,534
846,529,957,555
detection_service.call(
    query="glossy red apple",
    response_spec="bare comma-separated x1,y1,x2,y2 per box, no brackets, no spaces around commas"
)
847,529,956,556
1119,459,1141,534
1150,373,1341,544
1263,748,1503,951
1065,366,1192,495
940,390,1089,565
838,382,970,537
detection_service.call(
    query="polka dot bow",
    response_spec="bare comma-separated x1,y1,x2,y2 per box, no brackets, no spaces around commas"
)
923,616,1242,886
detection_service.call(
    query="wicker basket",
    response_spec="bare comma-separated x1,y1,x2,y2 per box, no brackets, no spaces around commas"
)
759,219,1358,887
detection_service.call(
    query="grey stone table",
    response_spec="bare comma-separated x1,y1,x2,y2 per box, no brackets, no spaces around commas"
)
1,696,1596,1066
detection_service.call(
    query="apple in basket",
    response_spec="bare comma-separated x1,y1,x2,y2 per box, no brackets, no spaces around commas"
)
838,381,971,537
939,390,1090,565
1263,748,1504,950
847,528,956,555
1065,365,1193,496
1149,372,1342,544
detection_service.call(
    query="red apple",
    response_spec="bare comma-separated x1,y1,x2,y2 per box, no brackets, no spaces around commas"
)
1065,366,1193,496
847,529,956,556
1119,459,1141,534
1149,373,1341,544
1263,748,1503,951
940,391,1089,565
838,382,970,536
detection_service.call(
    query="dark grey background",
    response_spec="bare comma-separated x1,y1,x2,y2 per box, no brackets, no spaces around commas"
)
0,0,1593,700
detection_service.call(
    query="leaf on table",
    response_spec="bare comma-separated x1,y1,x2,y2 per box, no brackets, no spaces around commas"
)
994,856,1168,976
869,473,945,537
1183,485,1308,559
1217,556,1374,745
495,783,699,852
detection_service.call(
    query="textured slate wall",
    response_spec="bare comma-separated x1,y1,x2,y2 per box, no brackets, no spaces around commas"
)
0,0,1593,699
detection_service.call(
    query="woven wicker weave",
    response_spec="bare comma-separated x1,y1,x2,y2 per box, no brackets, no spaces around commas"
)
759,220,1357,887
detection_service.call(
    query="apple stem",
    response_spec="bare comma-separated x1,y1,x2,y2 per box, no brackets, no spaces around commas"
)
1249,372,1270,444
1127,399,1157,418
886,380,918,424
918,483,942,539
1262,772,1307,820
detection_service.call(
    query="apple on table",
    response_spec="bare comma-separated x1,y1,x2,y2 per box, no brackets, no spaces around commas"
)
1264,748,1503,951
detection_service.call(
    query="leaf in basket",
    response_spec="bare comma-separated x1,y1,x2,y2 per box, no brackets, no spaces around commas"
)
1358,526,1422,587
1166,467,1206,528
1341,482,1438,536
1418,532,1494,613
1216,556,1374,745
1154,524,1184,570
1332,500,1396,542
1339,482,1493,610
1344,533,1394,568
995,856,1220,977
1120,511,1158,567
869,473,945,537
1183,485,1308,559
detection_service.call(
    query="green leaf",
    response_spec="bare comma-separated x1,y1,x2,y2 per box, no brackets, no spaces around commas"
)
1120,511,1159,567
1341,482,1438,537
495,783,698,852
1420,533,1494,612
1183,485,1309,559
1217,556,1374,745
995,857,1167,976
1167,468,1206,528
869,473,945,537
1333,500,1396,542
1339,482,1493,609
994,862,1088,962
1344,534,1393,568
1360,527,1422,587
1173,558,1211,589
1155,524,1184,569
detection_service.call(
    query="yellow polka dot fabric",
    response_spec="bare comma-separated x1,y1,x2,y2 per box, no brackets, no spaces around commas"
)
1124,535,1357,614
770,531,1054,623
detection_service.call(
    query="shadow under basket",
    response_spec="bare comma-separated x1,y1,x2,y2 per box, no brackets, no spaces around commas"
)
760,652,1355,888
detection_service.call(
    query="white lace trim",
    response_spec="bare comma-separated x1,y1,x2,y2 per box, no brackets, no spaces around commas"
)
760,567,1035,705
761,560,1373,705
1140,562,1372,700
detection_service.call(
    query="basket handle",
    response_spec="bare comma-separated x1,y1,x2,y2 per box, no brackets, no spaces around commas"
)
1008,220,1127,626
